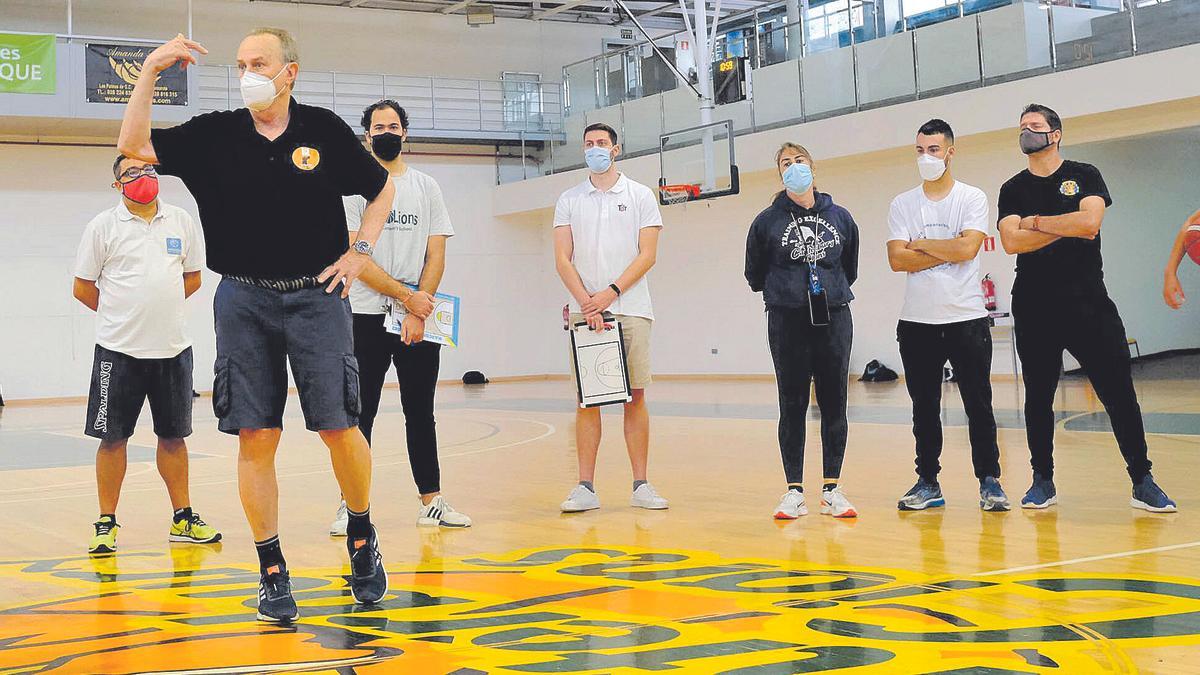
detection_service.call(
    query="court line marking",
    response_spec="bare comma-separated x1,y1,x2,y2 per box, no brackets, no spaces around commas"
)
0,417,556,505
974,540,1200,577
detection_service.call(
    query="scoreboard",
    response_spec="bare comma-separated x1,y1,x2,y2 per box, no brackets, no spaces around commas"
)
713,57,747,105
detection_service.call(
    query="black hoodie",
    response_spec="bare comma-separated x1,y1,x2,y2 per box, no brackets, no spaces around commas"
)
745,190,859,310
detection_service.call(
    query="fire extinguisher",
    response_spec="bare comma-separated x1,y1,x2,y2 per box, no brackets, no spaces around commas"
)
981,274,997,312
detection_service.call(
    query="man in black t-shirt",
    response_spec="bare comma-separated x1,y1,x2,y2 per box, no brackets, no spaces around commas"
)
997,103,1175,513
117,28,397,622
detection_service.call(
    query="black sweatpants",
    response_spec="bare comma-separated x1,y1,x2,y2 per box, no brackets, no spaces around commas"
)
353,313,442,495
1012,294,1151,483
767,305,852,485
897,317,1001,483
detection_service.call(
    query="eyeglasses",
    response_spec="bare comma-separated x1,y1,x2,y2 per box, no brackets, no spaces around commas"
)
118,165,157,182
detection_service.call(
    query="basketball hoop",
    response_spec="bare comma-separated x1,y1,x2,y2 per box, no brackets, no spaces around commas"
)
660,183,700,206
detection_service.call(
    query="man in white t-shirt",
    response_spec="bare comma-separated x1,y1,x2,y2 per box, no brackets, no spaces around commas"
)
337,100,470,532
553,122,667,513
72,154,221,556
886,119,1010,513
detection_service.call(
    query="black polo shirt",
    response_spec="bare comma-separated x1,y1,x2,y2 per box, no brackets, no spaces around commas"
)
997,159,1113,300
151,98,389,279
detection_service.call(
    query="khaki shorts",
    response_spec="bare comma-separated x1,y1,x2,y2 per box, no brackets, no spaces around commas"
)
569,313,653,391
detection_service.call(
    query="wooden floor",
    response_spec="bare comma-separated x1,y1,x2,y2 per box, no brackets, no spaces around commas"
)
1,370,1198,673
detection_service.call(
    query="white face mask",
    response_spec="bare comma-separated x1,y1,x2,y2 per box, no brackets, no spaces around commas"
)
240,63,293,111
917,153,947,182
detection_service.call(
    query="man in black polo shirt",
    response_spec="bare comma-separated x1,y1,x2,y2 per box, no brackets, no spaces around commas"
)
997,103,1176,513
117,28,397,622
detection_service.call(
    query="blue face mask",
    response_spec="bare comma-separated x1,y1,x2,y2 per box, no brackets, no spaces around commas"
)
585,146,614,173
782,162,813,194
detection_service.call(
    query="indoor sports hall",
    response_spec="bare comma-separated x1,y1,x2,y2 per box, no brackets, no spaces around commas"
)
1,1,1199,673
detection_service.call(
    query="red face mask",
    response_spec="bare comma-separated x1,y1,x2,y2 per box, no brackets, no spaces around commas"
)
121,175,159,204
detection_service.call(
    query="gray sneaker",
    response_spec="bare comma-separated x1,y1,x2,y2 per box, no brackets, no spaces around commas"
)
348,527,387,605
898,479,944,511
979,476,1011,512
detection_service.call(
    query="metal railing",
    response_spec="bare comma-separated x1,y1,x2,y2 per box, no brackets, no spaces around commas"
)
197,65,566,141
539,0,1196,176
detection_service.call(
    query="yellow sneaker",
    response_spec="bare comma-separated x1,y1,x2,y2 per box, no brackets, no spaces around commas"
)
88,516,119,556
169,512,222,544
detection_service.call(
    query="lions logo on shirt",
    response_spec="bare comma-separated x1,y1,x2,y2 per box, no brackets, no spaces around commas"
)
1059,180,1080,197
291,146,321,171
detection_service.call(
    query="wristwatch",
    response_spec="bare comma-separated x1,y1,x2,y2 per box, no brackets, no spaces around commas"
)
352,240,374,256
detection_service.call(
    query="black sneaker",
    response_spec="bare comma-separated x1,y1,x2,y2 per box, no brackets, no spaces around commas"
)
257,565,300,623
1131,474,1178,513
348,527,388,605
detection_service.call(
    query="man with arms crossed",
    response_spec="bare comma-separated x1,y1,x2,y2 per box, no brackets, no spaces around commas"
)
554,123,668,513
332,99,471,533
997,104,1175,512
74,155,221,555
887,119,1009,512
118,28,397,621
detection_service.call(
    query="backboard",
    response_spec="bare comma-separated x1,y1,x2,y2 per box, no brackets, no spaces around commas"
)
658,118,739,206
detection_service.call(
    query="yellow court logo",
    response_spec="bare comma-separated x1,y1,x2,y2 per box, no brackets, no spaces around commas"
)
1060,180,1080,196
292,146,321,171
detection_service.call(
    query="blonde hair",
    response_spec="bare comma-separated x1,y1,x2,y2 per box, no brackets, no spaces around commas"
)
774,142,815,201
246,27,299,64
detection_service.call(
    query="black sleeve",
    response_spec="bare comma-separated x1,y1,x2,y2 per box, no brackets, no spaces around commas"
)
150,112,224,180
997,178,1020,222
1077,163,1113,207
841,208,860,287
745,212,767,292
325,111,389,201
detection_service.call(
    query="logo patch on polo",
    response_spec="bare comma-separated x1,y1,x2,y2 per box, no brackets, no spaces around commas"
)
1059,180,1080,197
292,146,321,171
166,238,182,255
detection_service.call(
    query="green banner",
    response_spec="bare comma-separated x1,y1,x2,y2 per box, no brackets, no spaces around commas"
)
0,33,56,94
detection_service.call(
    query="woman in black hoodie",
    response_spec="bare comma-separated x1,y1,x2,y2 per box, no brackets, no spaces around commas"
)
745,142,860,521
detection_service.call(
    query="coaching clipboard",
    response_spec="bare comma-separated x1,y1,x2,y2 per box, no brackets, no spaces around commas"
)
570,318,633,408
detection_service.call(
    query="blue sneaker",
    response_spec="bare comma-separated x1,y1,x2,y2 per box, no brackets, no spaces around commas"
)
1020,474,1057,509
979,476,1011,512
898,479,944,511
1131,475,1177,513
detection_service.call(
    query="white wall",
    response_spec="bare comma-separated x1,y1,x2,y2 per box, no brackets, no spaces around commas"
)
1,0,617,82
0,144,559,399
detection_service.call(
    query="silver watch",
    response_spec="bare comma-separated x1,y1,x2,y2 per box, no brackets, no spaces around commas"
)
352,240,374,256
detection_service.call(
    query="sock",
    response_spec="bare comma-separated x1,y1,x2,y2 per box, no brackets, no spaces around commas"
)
99,513,116,522
787,485,803,494
632,480,647,491
823,482,838,493
173,506,192,523
578,481,595,493
255,535,286,575
346,506,372,541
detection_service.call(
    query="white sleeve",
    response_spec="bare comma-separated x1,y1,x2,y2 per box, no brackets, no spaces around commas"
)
552,192,572,228
638,185,664,229
182,212,206,273
343,194,366,232
963,188,991,235
886,196,910,243
426,178,454,237
73,216,107,281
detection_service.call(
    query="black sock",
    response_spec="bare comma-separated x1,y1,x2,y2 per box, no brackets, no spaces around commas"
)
823,482,838,493
173,506,192,523
255,535,286,575
787,485,803,494
632,480,647,491
346,506,372,541
578,481,595,493
99,513,116,522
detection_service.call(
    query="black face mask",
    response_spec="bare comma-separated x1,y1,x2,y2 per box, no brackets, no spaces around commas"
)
371,132,403,161
1019,128,1055,155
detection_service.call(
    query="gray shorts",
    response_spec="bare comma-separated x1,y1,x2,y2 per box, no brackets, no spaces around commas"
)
212,277,361,435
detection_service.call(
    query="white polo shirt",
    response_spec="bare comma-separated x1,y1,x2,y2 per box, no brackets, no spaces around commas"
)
344,167,454,315
553,173,663,320
887,180,990,324
73,200,205,359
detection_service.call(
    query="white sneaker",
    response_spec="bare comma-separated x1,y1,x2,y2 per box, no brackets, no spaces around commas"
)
774,489,808,520
820,487,859,518
630,483,669,510
417,495,472,528
561,485,601,513
329,500,348,537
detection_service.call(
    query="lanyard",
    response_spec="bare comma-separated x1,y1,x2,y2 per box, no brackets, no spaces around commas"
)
792,215,824,295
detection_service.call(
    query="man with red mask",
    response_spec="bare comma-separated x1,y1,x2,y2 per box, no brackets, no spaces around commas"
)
72,154,221,556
